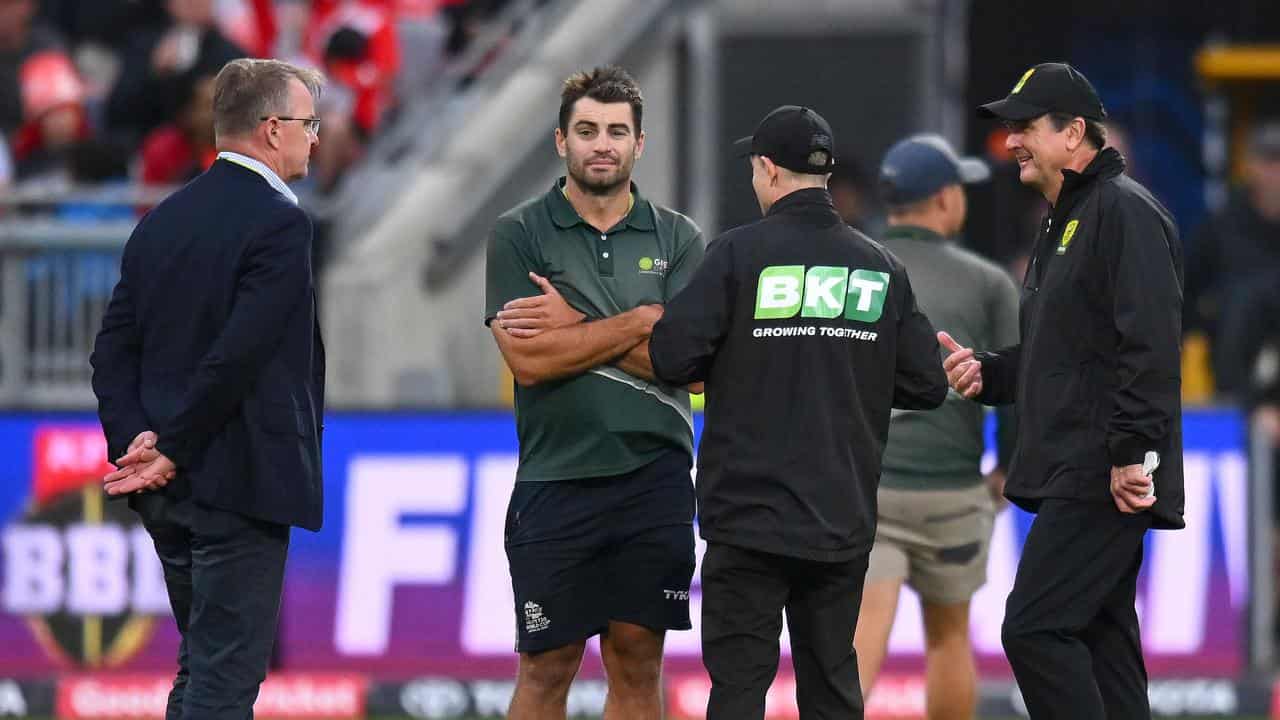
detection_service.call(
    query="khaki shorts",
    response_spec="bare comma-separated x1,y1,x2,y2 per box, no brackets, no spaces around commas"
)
865,483,997,605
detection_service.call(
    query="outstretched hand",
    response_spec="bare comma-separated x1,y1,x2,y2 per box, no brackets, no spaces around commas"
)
939,331,983,399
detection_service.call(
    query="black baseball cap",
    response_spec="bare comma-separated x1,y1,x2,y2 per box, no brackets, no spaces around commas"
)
733,105,836,175
978,62,1107,122
879,134,990,205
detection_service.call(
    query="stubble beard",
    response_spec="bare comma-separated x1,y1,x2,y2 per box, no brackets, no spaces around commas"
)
568,155,633,197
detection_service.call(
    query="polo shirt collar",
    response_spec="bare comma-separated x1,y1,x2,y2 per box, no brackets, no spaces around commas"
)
882,224,946,244
547,177,655,232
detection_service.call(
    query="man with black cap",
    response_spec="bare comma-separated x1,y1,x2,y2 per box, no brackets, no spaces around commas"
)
941,62,1185,719
853,133,1018,720
647,105,948,719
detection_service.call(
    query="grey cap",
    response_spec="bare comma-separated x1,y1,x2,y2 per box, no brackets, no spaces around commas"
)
879,133,990,205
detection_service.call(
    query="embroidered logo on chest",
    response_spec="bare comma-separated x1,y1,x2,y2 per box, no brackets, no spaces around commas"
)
1057,219,1080,255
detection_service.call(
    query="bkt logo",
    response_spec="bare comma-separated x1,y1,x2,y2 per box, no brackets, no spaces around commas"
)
754,265,890,322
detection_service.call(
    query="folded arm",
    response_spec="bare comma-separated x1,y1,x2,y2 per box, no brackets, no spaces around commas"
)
491,306,660,386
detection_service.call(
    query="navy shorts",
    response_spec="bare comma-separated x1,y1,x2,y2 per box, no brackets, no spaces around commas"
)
505,450,696,654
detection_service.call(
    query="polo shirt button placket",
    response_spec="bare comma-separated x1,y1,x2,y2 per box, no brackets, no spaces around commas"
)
597,232,614,276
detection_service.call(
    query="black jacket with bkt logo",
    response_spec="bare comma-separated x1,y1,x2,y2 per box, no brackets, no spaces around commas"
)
648,189,948,561
976,148,1185,529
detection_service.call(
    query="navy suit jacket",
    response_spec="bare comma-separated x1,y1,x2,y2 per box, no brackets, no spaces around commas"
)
91,159,325,530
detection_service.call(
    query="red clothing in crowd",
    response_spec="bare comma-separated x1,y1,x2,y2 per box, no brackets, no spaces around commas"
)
222,0,280,58
305,0,402,133
11,50,89,162
140,126,217,186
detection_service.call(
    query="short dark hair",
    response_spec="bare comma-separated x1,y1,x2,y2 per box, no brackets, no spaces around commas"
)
558,65,643,134
1047,112,1107,150
213,58,324,140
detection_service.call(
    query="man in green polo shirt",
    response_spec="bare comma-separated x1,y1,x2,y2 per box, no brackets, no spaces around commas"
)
484,65,704,720
851,134,1019,720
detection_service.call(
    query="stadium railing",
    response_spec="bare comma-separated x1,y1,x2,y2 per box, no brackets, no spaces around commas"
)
0,219,122,408
0,186,177,408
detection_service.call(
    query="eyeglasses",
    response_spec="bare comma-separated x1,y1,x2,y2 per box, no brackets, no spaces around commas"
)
262,116,321,134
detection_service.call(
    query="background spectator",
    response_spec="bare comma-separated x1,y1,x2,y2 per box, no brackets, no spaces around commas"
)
11,50,88,182
0,0,64,138
1185,119,1280,396
140,72,218,186
306,0,400,134
105,0,245,147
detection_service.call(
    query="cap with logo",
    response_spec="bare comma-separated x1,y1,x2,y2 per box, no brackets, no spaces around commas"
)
879,133,990,205
978,62,1106,122
734,105,836,175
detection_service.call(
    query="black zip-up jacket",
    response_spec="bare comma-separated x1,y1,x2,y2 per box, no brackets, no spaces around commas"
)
648,188,948,561
975,148,1185,529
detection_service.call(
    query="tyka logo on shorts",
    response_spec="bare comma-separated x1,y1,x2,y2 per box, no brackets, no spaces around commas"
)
523,601,550,633
754,265,890,322
663,589,689,601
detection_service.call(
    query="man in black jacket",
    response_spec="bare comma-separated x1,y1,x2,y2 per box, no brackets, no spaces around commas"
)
942,63,1184,720
91,58,325,720
648,105,948,720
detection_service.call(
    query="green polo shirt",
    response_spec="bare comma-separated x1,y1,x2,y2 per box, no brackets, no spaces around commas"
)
485,179,705,482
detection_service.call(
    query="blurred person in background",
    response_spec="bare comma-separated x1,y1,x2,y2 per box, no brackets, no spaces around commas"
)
302,0,400,192
217,0,279,59
1185,119,1280,396
1214,267,1280,636
305,0,398,132
56,142,132,220
1241,289,1280,441
11,49,88,182
92,58,324,720
443,0,512,57
828,151,884,237
485,65,704,720
853,134,1017,720
141,72,219,186
0,0,64,138
106,0,246,146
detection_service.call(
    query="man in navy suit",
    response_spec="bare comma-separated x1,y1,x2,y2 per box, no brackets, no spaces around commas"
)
90,57,325,720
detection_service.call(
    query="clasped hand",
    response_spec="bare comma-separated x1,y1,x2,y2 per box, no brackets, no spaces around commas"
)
102,430,177,496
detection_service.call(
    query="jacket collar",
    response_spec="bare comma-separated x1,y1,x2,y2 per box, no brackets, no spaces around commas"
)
1058,146,1125,202
766,187,838,218
216,151,298,205
547,177,655,232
